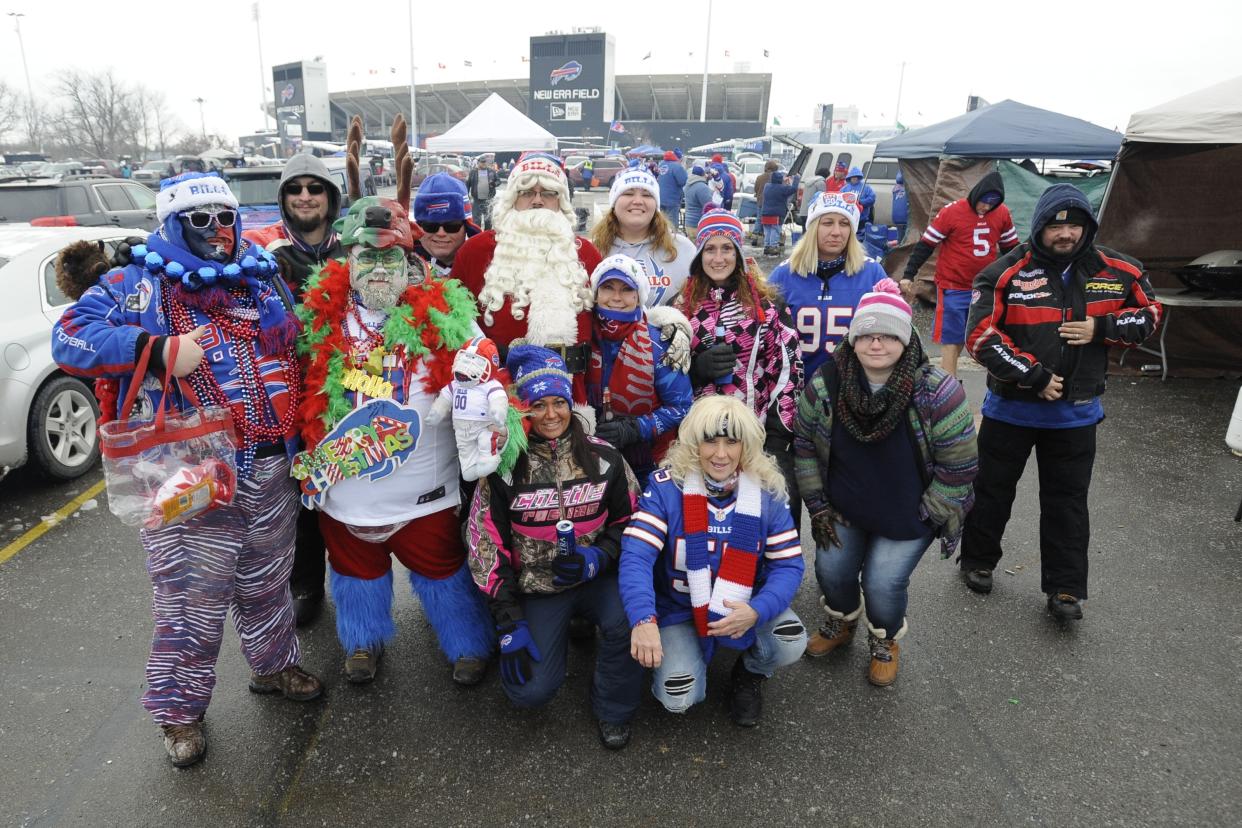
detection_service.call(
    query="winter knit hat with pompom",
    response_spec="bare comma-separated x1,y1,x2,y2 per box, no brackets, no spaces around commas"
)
847,278,913,346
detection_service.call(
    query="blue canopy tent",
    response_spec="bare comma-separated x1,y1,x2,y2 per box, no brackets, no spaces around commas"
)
878,100,1123,290
625,144,663,157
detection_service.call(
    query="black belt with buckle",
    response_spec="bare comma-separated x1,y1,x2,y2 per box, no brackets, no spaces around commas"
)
546,342,591,374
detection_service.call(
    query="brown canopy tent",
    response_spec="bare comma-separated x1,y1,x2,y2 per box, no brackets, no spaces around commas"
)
1096,75,1242,375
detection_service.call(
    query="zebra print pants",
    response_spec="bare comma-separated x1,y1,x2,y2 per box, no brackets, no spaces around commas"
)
139,456,301,725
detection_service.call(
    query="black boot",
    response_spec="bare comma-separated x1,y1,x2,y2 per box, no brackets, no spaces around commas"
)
962,568,993,595
729,656,766,727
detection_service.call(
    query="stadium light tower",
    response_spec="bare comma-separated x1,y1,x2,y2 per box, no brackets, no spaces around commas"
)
194,97,207,142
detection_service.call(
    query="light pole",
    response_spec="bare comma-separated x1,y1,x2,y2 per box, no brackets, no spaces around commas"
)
193,97,207,143
699,0,712,122
252,2,270,129
407,0,417,148
7,11,39,151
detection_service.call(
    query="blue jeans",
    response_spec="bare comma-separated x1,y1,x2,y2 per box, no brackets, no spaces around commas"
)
814,523,933,639
651,610,806,713
501,574,644,724
762,223,782,246
661,206,680,227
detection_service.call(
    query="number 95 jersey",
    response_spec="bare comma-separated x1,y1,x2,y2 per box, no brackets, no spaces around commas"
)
767,257,889,378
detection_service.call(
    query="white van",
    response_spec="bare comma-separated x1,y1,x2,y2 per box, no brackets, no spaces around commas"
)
784,141,899,225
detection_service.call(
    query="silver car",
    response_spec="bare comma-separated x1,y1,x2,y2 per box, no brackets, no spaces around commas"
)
0,226,145,481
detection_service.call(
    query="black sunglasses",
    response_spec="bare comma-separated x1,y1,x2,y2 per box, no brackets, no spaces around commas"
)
418,220,464,234
283,182,326,196
186,209,236,229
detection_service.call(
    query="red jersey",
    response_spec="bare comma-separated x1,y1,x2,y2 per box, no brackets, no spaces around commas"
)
921,200,1019,290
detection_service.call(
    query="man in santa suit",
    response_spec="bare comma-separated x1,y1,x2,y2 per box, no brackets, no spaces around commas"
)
452,152,689,414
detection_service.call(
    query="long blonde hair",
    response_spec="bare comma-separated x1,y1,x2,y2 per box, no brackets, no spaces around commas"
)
788,214,867,277
590,207,679,263
660,396,788,500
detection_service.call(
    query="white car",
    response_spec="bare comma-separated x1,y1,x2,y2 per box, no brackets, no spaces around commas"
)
0,226,145,481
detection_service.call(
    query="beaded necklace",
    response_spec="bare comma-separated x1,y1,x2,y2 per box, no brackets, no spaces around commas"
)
164,284,301,475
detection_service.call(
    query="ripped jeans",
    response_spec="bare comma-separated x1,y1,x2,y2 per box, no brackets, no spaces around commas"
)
651,609,806,713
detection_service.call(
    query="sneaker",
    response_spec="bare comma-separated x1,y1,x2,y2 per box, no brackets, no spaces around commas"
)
344,648,382,685
160,720,206,768
249,664,324,701
451,656,487,686
729,656,766,727
867,634,900,687
1046,593,1084,621
292,590,324,628
597,719,632,750
804,616,856,658
963,568,993,594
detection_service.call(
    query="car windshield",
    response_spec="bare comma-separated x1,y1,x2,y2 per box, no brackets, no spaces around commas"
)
227,175,281,206
0,189,60,221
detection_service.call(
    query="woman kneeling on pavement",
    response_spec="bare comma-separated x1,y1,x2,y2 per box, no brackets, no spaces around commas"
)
619,395,807,726
468,345,645,749
589,167,696,307
675,209,804,527
588,254,693,488
793,280,978,685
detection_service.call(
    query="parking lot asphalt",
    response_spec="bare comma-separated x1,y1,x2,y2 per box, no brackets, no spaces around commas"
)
2,225,1240,827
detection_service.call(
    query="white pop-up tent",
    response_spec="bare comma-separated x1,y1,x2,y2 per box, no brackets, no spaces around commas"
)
424,93,557,153
1096,74,1242,373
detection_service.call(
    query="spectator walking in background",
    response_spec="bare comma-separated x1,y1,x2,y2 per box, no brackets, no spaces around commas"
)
467,158,498,231
657,150,687,228
683,164,714,232
759,169,799,256
753,159,780,203
842,167,877,230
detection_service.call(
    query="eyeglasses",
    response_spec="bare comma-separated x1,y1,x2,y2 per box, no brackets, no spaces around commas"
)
856,334,901,345
418,220,464,234
185,209,236,229
516,188,560,201
283,181,326,196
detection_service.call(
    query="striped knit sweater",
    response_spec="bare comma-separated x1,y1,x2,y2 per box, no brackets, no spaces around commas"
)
793,361,978,557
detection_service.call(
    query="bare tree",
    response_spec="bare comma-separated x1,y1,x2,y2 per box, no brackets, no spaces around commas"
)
53,69,139,158
0,80,19,142
21,93,47,153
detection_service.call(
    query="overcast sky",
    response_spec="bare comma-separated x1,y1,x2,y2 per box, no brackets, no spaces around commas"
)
2,0,1238,148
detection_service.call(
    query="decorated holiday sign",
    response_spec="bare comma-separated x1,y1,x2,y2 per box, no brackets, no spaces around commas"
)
291,398,421,508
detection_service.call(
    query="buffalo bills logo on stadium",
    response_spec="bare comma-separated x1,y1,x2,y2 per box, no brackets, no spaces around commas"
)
550,61,582,86
280,83,296,103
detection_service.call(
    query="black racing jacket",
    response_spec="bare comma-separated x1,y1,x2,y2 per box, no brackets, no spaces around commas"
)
965,243,1162,401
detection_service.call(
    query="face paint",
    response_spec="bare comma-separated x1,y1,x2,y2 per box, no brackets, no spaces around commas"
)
177,203,236,262
349,244,410,308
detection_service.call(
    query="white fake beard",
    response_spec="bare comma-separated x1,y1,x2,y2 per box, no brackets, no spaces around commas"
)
477,206,592,342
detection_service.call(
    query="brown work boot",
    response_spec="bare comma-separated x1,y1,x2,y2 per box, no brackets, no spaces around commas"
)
451,656,487,686
867,633,900,687
248,664,324,701
805,615,857,658
344,648,382,685
160,720,206,768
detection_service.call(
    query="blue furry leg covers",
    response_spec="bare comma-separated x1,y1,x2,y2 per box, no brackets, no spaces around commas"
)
330,569,395,653
409,564,495,661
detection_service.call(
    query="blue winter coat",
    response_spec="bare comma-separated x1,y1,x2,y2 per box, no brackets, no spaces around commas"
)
761,172,800,218
842,167,877,223
656,161,688,210
683,175,714,229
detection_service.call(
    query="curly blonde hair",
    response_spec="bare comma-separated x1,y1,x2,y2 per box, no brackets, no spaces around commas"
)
590,208,678,263
660,396,788,500
788,213,867,277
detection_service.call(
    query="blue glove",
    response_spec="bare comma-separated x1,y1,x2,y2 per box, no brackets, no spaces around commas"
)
551,545,607,587
497,620,541,686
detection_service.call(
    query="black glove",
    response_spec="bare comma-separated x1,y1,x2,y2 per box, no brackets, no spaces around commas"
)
111,236,149,268
595,415,641,449
497,620,541,686
551,545,607,587
690,343,737,386
810,506,844,550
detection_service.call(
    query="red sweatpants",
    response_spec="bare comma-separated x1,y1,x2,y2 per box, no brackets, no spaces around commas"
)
320,508,465,580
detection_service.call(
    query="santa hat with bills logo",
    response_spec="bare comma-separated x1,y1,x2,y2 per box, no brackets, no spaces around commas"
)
508,151,569,201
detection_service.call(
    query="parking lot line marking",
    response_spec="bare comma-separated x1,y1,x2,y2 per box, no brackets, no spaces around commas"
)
0,479,105,565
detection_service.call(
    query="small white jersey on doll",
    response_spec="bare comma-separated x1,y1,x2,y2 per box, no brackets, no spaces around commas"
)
428,335,510,481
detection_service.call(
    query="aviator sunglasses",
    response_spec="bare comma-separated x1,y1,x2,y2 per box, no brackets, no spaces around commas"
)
185,209,237,229
418,220,464,234
283,181,327,196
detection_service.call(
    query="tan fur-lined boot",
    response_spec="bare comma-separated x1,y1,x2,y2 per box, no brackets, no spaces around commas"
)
867,634,900,686
805,598,861,658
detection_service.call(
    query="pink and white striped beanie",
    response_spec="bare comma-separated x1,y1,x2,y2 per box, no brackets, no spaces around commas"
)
847,278,912,346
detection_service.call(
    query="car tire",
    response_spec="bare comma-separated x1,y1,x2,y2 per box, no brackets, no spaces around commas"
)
27,375,101,481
